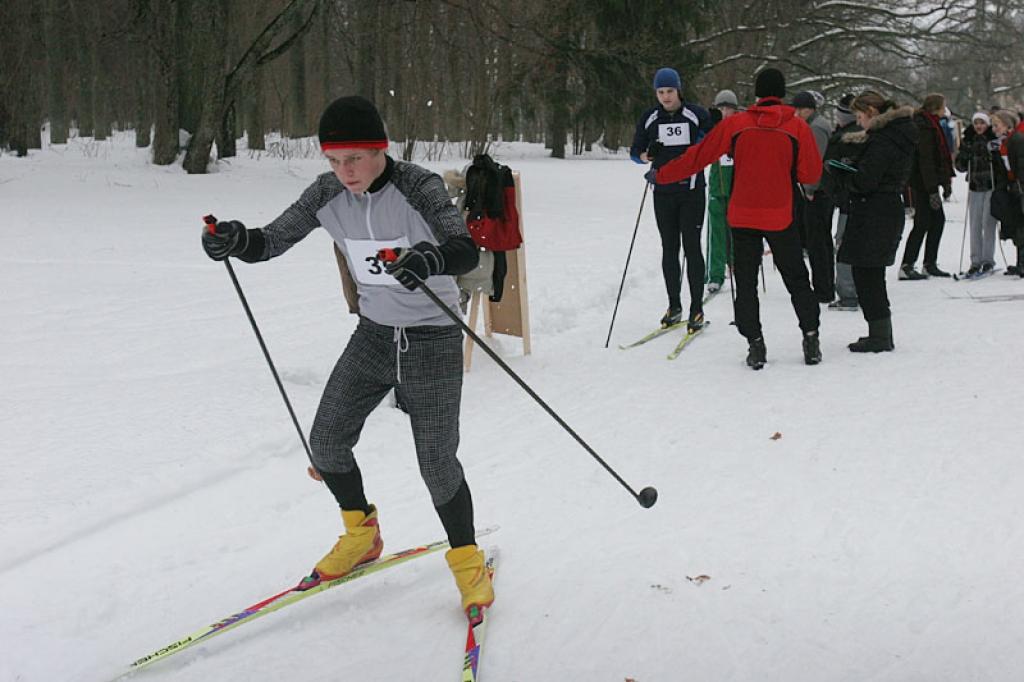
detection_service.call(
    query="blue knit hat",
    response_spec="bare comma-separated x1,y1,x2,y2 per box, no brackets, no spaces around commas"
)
653,67,682,91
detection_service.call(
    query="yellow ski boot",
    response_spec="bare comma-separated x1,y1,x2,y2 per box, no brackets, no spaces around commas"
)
300,505,383,589
446,545,494,619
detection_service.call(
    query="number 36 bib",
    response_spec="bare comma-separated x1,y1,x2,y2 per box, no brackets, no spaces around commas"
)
344,237,411,286
659,122,691,146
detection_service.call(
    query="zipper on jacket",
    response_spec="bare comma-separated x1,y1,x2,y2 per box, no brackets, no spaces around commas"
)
365,191,376,240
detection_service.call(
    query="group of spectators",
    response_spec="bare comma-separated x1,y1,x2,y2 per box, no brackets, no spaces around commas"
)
631,66,1024,369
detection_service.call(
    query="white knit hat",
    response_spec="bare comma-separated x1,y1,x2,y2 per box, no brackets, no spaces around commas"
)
972,111,991,125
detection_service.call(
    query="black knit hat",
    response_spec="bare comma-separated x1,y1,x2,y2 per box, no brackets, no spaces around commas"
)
754,68,786,99
318,96,388,150
791,91,817,109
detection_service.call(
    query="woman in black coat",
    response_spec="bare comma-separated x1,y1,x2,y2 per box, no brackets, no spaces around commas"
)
829,92,917,352
990,109,1024,276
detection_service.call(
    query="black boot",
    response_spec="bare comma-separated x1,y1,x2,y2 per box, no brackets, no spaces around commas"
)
660,306,683,328
898,264,928,280
687,308,705,334
849,317,894,352
746,337,767,370
802,330,822,365
924,263,951,278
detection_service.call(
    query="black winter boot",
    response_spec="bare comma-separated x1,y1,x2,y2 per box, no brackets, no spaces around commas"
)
802,330,822,365
660,306,683,328
849,317,894,352
746,337,767,370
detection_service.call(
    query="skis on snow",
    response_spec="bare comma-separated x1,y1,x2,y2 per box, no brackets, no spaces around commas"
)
667,320,710,360
618,321,686,349
618,288,720,352
119,527,497,678
619,320,710,358
461,548,499,682
953,268,1001,281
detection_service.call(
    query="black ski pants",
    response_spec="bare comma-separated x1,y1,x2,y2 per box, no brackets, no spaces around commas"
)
852,266,890,322
732,223,820,340
653,190,706,313
902,190,946,267
796,190,836,301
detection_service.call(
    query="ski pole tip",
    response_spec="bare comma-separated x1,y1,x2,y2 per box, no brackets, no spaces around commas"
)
637,486,658,508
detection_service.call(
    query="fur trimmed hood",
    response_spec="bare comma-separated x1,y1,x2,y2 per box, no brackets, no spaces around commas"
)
842,106,915,144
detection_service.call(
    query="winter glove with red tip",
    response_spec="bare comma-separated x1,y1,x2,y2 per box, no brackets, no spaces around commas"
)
385,241,444,290
202,220,249,261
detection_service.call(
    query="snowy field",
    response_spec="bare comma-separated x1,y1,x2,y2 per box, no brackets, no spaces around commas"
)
2,132,1024,682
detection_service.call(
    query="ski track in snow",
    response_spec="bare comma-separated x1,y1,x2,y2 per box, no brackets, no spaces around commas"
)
2,133,1024,681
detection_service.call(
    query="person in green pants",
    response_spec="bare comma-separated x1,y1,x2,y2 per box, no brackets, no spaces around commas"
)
706,89,740,293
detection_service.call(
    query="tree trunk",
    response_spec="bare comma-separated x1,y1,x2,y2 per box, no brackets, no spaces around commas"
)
354,2,378,101
286,9,307,137
134,49,153,148
547,63,569,159
151,0,180,165
246,73,266,150
218,100,237,158
176,0,201,136
43,0,68,144
183,0,227,174
68,2,93,137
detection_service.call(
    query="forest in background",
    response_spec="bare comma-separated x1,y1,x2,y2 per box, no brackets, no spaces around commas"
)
2,0,1023,172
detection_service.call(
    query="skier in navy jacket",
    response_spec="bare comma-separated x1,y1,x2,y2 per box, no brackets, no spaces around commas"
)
630,67,712,332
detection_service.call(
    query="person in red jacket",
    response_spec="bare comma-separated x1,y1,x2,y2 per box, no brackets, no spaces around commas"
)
657,68,823,369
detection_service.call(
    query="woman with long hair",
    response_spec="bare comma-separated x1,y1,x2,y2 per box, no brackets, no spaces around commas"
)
829,91,917,352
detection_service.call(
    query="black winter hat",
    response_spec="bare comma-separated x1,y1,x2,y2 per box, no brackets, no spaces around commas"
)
318,96,388,150
791,91,817,109
754,68,786,99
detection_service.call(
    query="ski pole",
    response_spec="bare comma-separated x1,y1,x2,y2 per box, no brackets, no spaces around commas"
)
378,249,658,509
726,225,737,322
204,215,318,478
604,180,650,349
958,190,970,274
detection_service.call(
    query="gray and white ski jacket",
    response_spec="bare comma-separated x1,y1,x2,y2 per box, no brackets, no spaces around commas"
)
253,159,475,328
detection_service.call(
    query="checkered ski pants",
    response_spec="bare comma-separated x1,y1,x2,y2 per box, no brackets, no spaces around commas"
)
309,316,465,505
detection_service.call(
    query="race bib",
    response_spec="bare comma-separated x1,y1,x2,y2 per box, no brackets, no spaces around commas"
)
659,122,691,146
719,153,734,167
344,237,411,286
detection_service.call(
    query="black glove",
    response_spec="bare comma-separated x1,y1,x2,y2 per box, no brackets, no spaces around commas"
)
646,140,663,160
928,192,942,210
942,184,952,200
384,241,444,290
1010,181,1023,197
202,220,249,261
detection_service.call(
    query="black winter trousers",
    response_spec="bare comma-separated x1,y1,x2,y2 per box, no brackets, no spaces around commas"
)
653,190,706,313
902,191,946,267
732,224,820,340
852,266,890,322
796,191,836,301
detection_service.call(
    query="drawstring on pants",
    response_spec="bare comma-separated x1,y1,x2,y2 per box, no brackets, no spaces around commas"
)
393,326,409,383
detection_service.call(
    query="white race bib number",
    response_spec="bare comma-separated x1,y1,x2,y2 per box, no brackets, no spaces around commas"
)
719,153,734,167
344,237,410,286
659,123,691,146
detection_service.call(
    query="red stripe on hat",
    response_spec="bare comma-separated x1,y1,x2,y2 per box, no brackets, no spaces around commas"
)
321,140,388,151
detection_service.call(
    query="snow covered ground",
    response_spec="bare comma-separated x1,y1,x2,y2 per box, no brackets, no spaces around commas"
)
2,132,1024,682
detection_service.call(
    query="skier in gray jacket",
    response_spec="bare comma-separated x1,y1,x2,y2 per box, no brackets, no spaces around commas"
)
201,96,494,619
